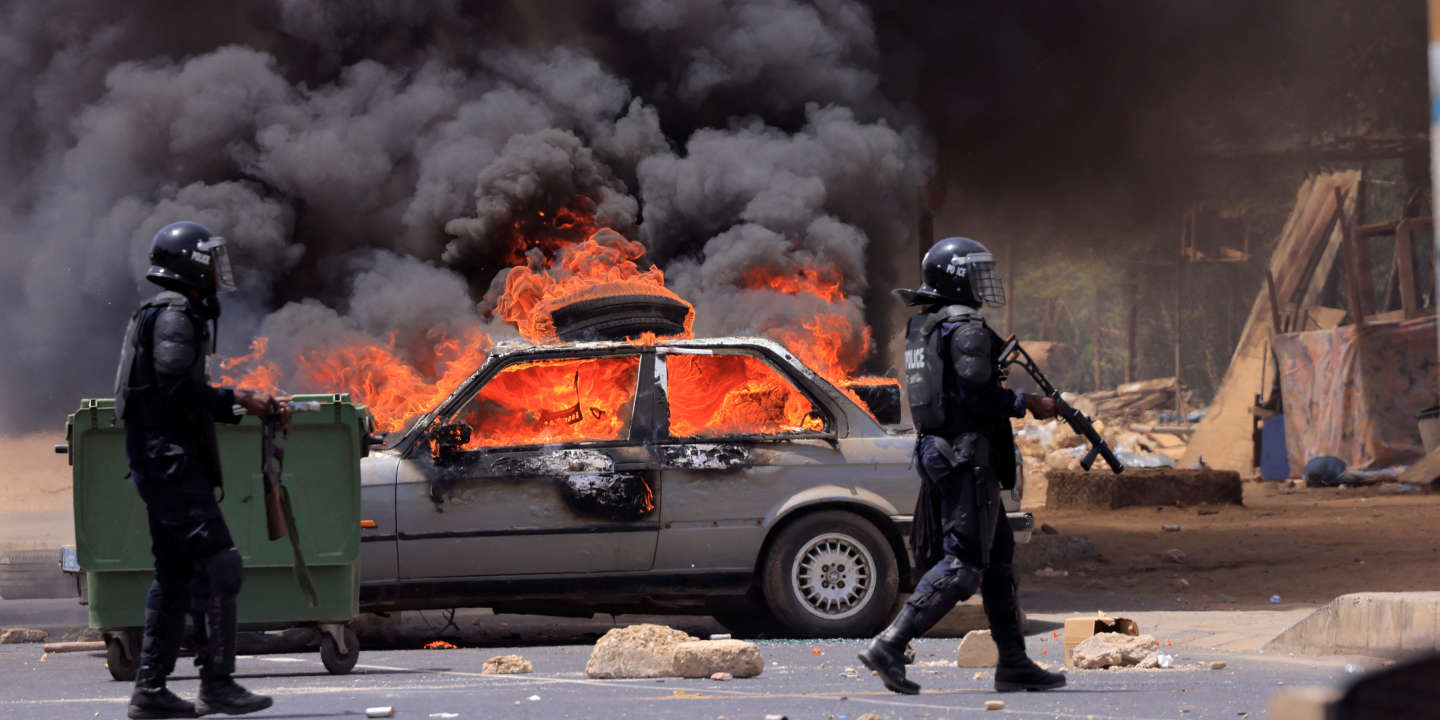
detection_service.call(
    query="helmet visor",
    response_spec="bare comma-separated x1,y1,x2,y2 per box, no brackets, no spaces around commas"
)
968,253,1005,307
197,236,237,293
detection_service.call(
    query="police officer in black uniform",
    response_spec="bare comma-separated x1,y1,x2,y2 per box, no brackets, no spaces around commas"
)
116,221,284,719
858,237,1065,695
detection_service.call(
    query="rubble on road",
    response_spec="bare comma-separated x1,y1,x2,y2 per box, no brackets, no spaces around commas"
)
0,628,48,644
672,639,763,678
1071,632,1159,669
481,654,533,674
584,624,763,679
586,624,696,678
955,629,999,667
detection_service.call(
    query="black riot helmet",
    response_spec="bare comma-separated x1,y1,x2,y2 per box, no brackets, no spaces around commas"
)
894,236,1006,308
145,221,237,295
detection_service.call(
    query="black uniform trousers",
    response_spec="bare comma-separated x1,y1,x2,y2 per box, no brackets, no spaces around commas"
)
903,435,1023,643
131,452,241,677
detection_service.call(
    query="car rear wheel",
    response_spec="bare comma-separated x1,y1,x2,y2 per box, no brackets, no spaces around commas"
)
760,510,899,638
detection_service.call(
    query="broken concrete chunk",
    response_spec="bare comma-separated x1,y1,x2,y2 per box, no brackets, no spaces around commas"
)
0,628,48,644
1210,661,1227,670
482,654,533,674
1071,632,1157,669
585,624,696,678
672,639,764,678
985,699,1005,710
955,629,999,668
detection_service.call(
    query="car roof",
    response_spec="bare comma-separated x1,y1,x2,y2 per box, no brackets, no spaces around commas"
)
488,335,800,360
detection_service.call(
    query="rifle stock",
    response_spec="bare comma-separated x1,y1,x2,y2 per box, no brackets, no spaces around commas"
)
999,334,1125,474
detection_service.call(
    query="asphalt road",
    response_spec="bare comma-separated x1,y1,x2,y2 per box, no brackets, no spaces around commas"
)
0,630,1363,720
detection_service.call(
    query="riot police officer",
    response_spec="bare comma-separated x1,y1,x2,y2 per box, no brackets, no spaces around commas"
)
115,221,284,718
857,237,1065,694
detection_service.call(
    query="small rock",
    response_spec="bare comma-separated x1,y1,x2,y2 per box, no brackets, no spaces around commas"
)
1162,548,1188,564
1171,578,1191,591
1162,524,1181,532
1209,661,1227,670
985,700,1005,711
671,639,764,678
1040,523,1060,535
0,628,48,644
710,672,732,681
955,629,999,667
856,715,884,720
482,655,533,675
764,715,788,720
1072,632,1157,669
972,671,985,680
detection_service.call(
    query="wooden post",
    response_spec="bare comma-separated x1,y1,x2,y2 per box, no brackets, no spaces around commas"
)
1174,249,1184,421
1125,282,1138,383
1397,220,1421,319
1092,286,1102,391
1334,187,1367,327
1265,270,1284,332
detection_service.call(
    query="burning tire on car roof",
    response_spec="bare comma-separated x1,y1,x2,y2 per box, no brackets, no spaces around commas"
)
550,293,693,342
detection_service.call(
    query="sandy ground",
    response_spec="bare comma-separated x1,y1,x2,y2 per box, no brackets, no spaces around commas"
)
1023,479,1440,611
0,433,74,553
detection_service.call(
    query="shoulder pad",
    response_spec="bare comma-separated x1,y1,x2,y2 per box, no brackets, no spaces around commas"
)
152,308,199,375
949,320,993,385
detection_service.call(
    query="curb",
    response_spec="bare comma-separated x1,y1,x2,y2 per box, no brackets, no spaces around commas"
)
1263,592,1440,657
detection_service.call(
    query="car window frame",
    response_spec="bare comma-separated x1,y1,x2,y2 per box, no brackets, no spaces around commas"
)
401,348,651,459
654,346,838,443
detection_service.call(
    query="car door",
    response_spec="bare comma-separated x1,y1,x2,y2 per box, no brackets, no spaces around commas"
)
395,350,660,578
649,346,857,573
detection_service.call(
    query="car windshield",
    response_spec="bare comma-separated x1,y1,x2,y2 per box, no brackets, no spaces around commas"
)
446,354,642,448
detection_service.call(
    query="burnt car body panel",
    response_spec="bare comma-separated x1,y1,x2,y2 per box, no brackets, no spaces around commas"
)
356,337,1027,617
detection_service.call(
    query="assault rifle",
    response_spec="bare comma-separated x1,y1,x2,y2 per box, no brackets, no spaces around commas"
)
998,335,1125,474
262,399,322,606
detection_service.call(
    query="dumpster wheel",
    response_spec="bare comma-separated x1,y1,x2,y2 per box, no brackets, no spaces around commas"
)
104,630,140,682
319,624,359,674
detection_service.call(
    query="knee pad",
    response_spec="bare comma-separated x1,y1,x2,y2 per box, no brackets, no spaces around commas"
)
205,548,244,597
915,558,982,607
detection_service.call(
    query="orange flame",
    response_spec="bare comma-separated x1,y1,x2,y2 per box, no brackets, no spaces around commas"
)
666,353,825,437
453,355,641,448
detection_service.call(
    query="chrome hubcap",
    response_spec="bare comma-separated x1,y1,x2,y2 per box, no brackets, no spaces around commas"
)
791,532,875,621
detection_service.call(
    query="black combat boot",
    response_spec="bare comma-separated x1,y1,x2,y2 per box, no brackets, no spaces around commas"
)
992,634,1066,692
128,665,197,719
857,605,923,694
195,670,272,716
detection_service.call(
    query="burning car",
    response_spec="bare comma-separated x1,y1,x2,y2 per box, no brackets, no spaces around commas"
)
354,335,1033,638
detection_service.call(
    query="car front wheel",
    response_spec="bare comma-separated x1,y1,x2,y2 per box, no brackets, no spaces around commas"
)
760,510,900,638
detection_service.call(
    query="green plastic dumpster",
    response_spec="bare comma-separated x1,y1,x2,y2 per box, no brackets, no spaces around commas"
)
62,393,373,681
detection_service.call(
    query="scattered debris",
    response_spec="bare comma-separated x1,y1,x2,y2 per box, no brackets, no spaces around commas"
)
1220,594,1238,603
0,629,48,644
710,672,732,681
1269,594,1282,604
1072,632,1160,669
1210,661,1227,670
1040,523,1060,535
528,695,541,702
1303,456,1347,487
364,707,394,718
764,715,788,720
1163,548,1189,564
1034,567,1068,577
1064,615,1140,665
985,700,1005,711
482,655,533,675
428,714,459,719
424,640,457,650
1162,524,1181,532
856,715,885,720
972,671,985,680
709,633,732,641
40,640,102,653
955,629,999,667
1345,664,1364,674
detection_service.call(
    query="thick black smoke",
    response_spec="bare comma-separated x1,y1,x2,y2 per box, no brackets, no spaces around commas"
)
0,0,929,432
